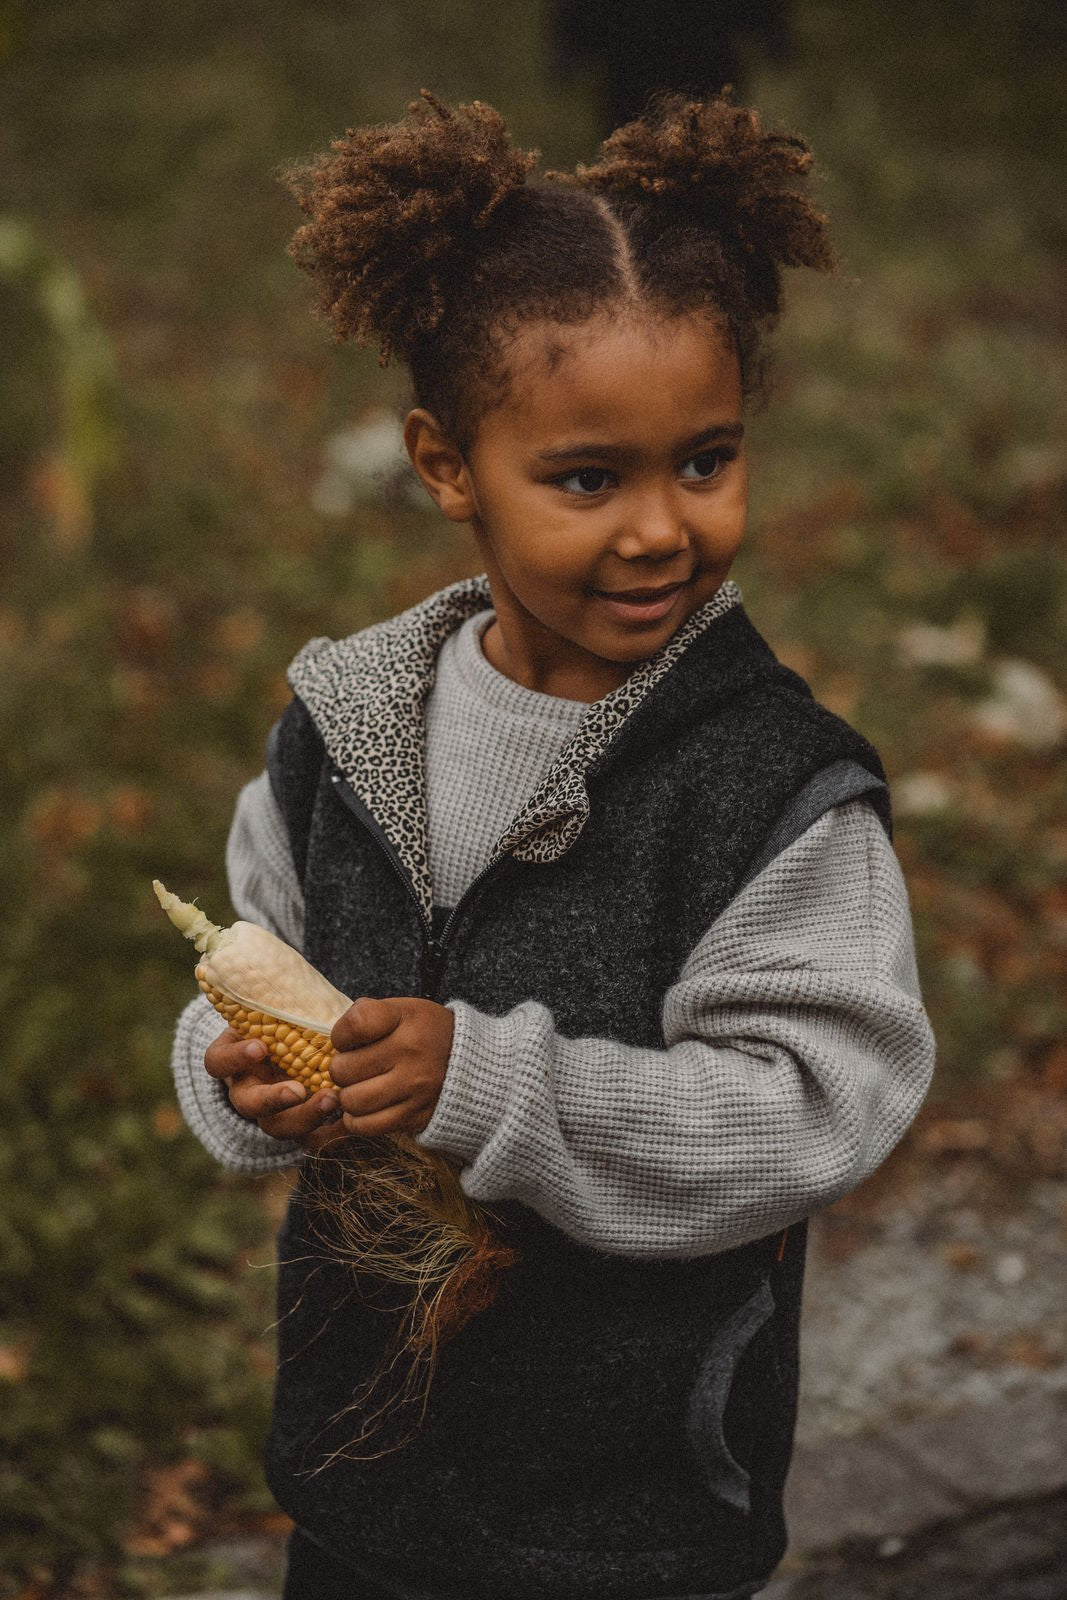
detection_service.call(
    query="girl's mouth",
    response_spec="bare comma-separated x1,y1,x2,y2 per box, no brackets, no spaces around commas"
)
592,578,690,625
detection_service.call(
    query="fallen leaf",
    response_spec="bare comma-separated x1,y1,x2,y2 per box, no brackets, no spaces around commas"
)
152,1105,183,1140
0,1342,30,1381
940,1242,984,1273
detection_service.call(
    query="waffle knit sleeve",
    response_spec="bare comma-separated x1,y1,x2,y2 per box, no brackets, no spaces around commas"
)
170,772,306,1173
417,799,935,1257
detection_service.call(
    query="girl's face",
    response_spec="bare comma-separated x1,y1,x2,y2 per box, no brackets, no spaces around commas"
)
406,310,748,701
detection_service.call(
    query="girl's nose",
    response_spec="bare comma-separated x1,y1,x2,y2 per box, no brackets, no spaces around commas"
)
613,491,690,562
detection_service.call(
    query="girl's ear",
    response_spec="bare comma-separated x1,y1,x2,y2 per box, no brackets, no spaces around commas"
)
403,409,478,522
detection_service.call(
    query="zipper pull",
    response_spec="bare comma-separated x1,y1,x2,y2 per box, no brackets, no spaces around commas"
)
423,935,441,999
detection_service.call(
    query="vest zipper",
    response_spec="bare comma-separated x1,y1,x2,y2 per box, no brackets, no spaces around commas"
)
328,766,432,939
424,854,509,997
328,767,510,998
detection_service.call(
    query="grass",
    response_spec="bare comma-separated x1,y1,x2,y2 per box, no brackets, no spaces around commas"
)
0,0,1064,1589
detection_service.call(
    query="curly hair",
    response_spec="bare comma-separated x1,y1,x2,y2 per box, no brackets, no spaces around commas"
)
282,89,834,450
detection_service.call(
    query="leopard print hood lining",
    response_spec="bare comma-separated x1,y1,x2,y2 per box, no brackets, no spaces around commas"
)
288,575,742,922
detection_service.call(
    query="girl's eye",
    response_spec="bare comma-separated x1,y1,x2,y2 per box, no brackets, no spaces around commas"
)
555,451,735,494
680,448,733,481
557,467,614,496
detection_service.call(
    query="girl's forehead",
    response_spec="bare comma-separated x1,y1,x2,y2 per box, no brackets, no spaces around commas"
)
492,312,742,440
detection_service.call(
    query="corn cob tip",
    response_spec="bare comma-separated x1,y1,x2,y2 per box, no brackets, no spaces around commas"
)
152,879,231,956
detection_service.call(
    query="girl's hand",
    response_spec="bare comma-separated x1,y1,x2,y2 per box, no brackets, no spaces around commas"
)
329,996,455,1138
203,1028,347,1152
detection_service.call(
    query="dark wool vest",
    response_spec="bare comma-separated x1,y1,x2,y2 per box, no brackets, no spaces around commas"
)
263,598,889,1600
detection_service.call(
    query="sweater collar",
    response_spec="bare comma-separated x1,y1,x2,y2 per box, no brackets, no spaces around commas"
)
289,574,742,922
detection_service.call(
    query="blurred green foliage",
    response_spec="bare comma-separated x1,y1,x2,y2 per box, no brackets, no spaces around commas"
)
0,0,1065,1591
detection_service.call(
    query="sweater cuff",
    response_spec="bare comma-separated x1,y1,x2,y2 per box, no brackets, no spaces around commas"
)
415,1000,517,1164
172,995,306,1174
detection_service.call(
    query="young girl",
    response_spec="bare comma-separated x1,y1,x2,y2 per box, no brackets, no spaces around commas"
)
171,91,934,1600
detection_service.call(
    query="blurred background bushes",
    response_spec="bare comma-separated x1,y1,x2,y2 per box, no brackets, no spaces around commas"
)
1,0,1065,1592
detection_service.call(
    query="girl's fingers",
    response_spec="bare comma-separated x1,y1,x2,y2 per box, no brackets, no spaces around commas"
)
230,1075,309,1121
329,1036,397,1088
253,1088,342,1139
342,1097,433,1139
300,1116,352,1154
331,996,402,1054
336,1071,406,1120
205,1029,270,1080
206,1028,347,1139
262,1094,342,1145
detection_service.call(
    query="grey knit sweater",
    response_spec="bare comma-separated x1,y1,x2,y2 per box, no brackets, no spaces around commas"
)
171,609,934,1256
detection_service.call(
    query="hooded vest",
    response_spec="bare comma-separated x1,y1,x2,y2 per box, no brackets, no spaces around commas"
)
261,578,889,1600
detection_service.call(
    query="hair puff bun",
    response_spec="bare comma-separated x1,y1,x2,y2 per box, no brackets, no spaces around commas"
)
282,90,538,363
571,93,834,320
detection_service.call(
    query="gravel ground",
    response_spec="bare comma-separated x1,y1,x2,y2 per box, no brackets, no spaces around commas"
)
772,1090,1067,1593
797,1169,1066,1449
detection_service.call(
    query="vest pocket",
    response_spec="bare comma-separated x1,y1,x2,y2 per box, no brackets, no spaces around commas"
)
685,1275,777,1516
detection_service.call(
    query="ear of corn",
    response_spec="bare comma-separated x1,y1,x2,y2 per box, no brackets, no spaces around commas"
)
153,877,517,1422
153,879,349,1093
